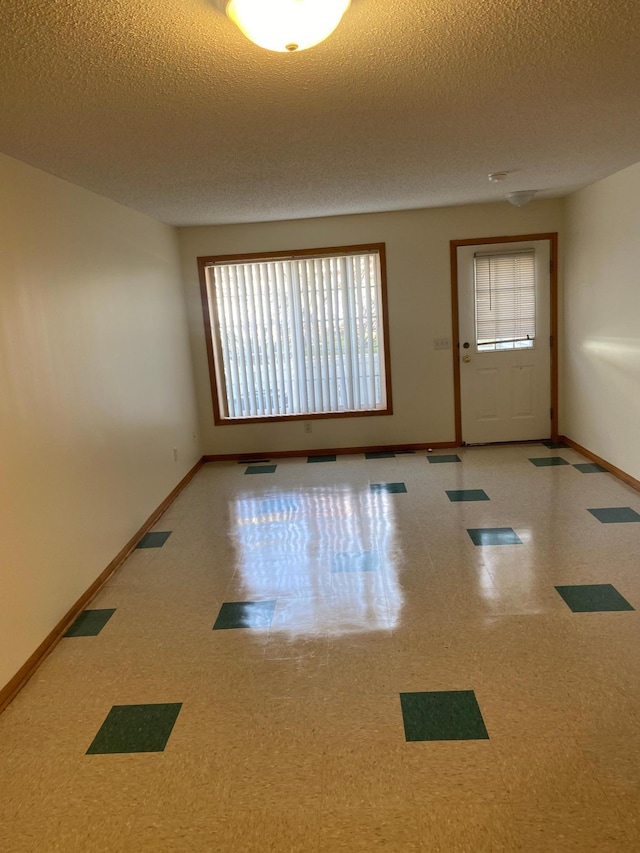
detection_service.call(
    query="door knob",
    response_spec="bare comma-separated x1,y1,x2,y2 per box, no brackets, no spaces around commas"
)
462,355,472,363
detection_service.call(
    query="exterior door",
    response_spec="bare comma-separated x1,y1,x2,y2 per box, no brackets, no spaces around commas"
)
457,239,551,444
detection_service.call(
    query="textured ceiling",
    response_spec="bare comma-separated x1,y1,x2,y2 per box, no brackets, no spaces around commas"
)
2,0,640,225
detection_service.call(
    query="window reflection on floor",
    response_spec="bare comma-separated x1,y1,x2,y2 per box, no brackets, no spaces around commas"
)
230,487,404,635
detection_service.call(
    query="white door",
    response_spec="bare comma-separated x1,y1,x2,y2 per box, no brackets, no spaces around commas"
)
457,240,551,444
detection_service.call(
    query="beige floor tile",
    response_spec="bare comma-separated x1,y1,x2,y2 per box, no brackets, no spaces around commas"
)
493,736,611,805
319,807,422,851
325,627,396,656
417,803,519,852
608,794,640,840
0,750,230,852
232,696,331,743
240,656,335,701
263,633,328,660
388,658,478,696
328,657,403,696
509,801,634,851
0,805,320,853
222,741,324,811
405,740,509,804
321,744,414,811
578,734,640,797
311,694,404,745
201,807,321,853
474,689,577,738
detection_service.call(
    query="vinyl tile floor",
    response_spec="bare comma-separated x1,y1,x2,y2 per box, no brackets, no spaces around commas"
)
2,443,640,851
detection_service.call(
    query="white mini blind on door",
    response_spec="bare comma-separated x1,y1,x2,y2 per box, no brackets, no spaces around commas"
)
474,250,536,350
205,249,386,420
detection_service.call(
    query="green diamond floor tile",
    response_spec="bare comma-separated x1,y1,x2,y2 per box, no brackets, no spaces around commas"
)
136,531,172,549
307,455,337,463
370,482,407,494
86,703,182,754
213,600,277,629
467,527,522,546
573,463,606,473
365,451,396,459
400,691,489,742
529,457,570,467
245,465,277,474
427,454,461,463
555,584,635,612
446,489,490,502
542,440,569,449
64,609,116,637
588,507,640,523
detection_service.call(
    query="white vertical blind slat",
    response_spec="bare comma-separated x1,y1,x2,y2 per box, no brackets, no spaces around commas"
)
346,257,362,410
229,265,255,417
297,260,315,412
355,256,369,406
315,259,331,411
229,266,254,415
363,255,376,405
222,267,242,418
269,263,286,415
275,263,293,415
289,262,308,413
306,259,323,412
246,264,267,415
373,254,384,404
329,256,348,410
257,263,277,416
338,256,355,410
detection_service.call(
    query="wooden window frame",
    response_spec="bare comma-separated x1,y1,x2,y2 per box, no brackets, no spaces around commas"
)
197,243,393,426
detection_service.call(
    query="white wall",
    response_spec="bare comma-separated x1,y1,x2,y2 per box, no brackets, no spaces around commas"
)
0,153,200,690
178,200,563,456
562,162,640,481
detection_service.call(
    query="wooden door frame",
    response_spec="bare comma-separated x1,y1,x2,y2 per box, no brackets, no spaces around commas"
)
450,232,559,446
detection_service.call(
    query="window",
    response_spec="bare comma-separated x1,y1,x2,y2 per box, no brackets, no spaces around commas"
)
198,244,392,424
474,250,536,351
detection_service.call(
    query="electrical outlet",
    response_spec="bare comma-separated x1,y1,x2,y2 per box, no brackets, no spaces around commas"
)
304,421,312,433
434,337,451,350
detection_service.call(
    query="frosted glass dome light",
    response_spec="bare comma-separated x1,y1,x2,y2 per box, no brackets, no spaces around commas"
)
226,0,351,53
506,190,537,207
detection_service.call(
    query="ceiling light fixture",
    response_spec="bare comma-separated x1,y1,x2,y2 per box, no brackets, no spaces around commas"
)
222,0,351,53
506,190,537,207
488,172,508,182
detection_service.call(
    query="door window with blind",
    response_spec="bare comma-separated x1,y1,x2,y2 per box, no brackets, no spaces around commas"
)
198,244,392,424
474,250,536,351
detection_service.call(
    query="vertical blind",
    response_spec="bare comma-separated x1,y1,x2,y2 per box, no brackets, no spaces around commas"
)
474,250,536,350
206,251,386,419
